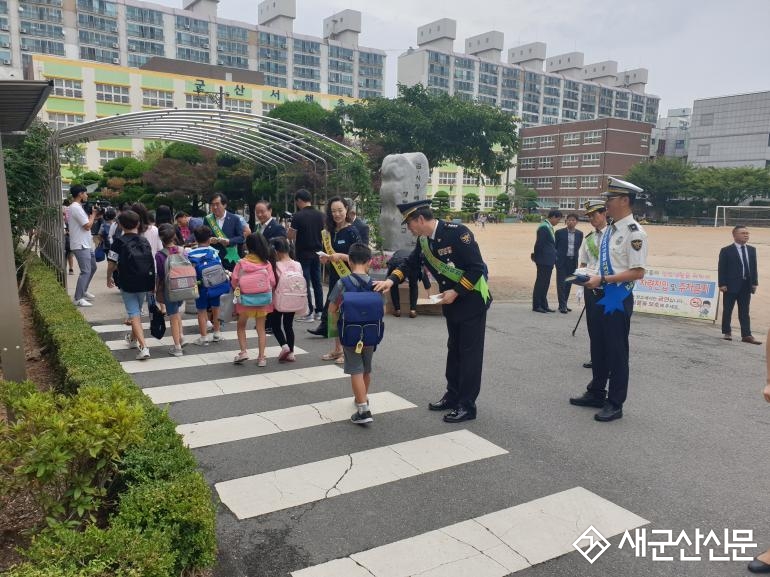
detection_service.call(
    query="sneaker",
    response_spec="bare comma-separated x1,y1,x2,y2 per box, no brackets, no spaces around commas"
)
135,347,150,360
168,346,183,357
193,335,210,346
75,298,93,307
257,357,267,367
314,312,323,321
278,345,290,362
297,313,314,323
124,332,138,349
212,332,222,342
286,352,296,362
351,411,373,425
84,291,96,300
233,350,249,364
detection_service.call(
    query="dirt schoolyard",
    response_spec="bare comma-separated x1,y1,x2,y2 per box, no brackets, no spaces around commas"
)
475,222,770,334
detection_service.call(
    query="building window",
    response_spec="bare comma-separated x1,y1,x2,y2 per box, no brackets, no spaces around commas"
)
99,149,131,166
582,153,601,167
559,197,577,209
462,172,482,185
50,77,82,98
224,98,252,113
95,83,129,104
539,135,555,148
483,196,496,209
185,94,216,109
261,102,278,115
640,134,649,147
563,132,580,146
580,176,599,189
518,158,536,170
561,154,579,168
697,144,711,157
142,88,173,108
539,156,554,169
536,177,553,189
522,136,537,149
519,177,535,187
438,171,456,186
47,112,84,130
583,130,602,144
560,176,577,189
675,139,685,150
699,112,714,127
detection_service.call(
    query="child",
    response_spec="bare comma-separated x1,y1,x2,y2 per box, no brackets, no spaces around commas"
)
106,209,156,360
155,224,186,357
269,236,307,362
187,226,224,346
327,243,380,425
231,233,276,366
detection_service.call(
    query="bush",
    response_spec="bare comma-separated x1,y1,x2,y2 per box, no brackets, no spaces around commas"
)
523,213,542,223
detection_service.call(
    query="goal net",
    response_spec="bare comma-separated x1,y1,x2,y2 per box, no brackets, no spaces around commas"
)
714,205,770,227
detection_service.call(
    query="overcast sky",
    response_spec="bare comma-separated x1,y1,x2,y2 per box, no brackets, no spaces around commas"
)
153,0,770,116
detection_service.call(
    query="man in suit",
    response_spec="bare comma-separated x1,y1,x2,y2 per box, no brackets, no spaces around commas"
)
555,213,583,313
205,192,244,271
345,197,370,246
531,209,562,313
719,225,760,344
254,199,287,241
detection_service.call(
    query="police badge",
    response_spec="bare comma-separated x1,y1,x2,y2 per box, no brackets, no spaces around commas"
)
460,232,471,244
631,239,643,251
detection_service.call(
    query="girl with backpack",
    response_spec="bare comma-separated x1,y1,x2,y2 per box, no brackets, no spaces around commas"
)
269,236,308,362
231,233,276,367
155,224,189,357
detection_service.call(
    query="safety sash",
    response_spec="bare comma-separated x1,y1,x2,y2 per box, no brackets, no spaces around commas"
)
205,214,240,266
419,236,490,303
597,225,633,314
538,220,555,241
322,229,351,278
586,231,600,261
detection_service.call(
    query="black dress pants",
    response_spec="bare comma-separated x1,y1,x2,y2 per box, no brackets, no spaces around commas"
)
444,308,487,409
556,255,578,309
588,292,633,407
532,264,554,310
721,281,752,337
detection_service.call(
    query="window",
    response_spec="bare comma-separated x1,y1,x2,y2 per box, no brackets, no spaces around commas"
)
522,136,537,149
518,157,536,170
561,154,579,168
185,93,216,109
95,83,129,104
462,172,482,185
641,134,649,145
536,177,553,189
47,112,84,130
560,176,577,189
261,102,278,114
540,135,555,147
99,149,131,166
699,112,714,127
583,130,602,144
559,197,577,209
438,171,456,186
142,88,173,108
582,153,600,167
539,156,554,169
675,139,685,150
224,98,252,113
563,132,580,146
519,177,535,186
697,144,711,156
581,176,599,188
50,77,82,98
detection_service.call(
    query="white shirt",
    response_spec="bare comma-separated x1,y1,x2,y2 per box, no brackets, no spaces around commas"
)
604,213,647,276
142,225,163,257
579,225,606,274
67,201,92,250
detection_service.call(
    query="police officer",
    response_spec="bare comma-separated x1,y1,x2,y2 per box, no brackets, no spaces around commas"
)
576,200,608,369
568,178,648,422
373,200,491,423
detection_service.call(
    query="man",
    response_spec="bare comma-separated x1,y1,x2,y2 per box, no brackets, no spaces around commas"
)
531,209,561,313
174,211,195,246
555,213,583,313
569,178,648,422
718,225,760,344
254,199,287,241
288,189,325,322
205,192,244,271
374,200,491,423
576,200,608,369
67,184,98,307
346,197,370,246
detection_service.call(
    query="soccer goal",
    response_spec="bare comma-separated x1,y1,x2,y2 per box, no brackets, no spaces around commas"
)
714,205,770,227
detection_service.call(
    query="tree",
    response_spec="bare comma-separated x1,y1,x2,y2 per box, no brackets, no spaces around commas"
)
143,147,218,214
462,192,480,214
163,142,203,164
511,179,538,209
493,192,511,216
267,100,343,139
624,157,695,217
431,190,451,219
690,166,770,207
60,144,87,182
339,83,518,180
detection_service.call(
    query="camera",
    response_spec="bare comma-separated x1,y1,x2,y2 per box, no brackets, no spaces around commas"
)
82,201,93,216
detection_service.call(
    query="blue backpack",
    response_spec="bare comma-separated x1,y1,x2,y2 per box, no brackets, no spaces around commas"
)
338,274,385,348
188,250,230,298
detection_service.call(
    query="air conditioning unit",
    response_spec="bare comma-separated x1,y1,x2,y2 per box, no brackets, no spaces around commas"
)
18,5,23,11
183,24,190,30
0,24,8,31
2,59,11,65
20,28,29,34
216,44,223,51
112,57,120,64
217,60,224,65
128,44,137,51
1,42,9,48
111,42,119,48
111,26,118,33
202,42,209,48
21,46,30,51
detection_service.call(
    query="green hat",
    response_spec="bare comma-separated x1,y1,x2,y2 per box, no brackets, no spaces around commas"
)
397,199,432,224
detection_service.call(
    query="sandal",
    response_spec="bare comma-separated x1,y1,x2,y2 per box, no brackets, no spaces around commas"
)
335,356,345,365
257,357,267,367
233,351,249,364
321,351,343,361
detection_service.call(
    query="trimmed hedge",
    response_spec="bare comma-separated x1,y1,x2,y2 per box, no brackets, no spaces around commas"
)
1,259,216,576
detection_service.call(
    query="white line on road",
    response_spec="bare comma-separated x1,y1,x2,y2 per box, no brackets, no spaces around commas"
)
121,345,307,374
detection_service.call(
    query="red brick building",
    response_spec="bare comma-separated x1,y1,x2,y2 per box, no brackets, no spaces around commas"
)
516,118,653,211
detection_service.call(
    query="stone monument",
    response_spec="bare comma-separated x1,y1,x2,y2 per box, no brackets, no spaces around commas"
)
378,152,429,251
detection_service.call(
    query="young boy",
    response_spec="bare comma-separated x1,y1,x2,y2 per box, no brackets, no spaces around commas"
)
327,243,380,425
187,226,223,346
106,209,155,360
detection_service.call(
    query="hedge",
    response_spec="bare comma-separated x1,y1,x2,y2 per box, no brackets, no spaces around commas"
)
0,259,217,576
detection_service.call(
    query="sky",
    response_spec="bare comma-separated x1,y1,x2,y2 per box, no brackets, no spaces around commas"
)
151,0,770,116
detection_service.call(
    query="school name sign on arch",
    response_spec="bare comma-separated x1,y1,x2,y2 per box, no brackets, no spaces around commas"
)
634,267,719,321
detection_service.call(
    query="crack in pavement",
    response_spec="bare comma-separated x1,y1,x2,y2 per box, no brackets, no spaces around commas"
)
472,519,534,567
309,403,334,424
389,446,425,475
350,556,377,577
325,454,354,499
436,528,510,574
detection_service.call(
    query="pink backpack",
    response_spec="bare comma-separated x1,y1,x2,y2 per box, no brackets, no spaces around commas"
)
273,260,308,313
236,260,272,304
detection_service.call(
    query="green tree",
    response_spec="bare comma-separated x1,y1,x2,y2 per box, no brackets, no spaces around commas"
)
690,166,770,207
339,83,518,180
624,157,695,217
60,144,87,182
512,179,537,209
141,140,168,167
462,192,480,214
493,192,511,216
431,190,451,219
267,100,343,139
163,142,203,164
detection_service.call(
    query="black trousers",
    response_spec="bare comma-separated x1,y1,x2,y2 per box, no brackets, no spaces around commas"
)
389,273,419,311
270,311,295,350
588,292,633,407
556,256,578,309
721,281,752,337
532,264,554,310
444,308,487,409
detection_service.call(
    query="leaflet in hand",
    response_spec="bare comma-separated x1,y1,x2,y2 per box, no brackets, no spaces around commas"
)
316,250,329,257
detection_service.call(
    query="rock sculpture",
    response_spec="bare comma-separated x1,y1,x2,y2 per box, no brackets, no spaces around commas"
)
378,152,429,251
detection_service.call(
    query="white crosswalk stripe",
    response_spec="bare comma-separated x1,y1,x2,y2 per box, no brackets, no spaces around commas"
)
92,318,203,333
144,364,343,404
215,429,508,520
291,486,649,577
177,392,417,448
121,345,307,374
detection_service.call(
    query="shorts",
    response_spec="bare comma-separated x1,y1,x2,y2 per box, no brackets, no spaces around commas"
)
165,300,182,316
195,292,221,311
121,290,147,319
343,345,374,376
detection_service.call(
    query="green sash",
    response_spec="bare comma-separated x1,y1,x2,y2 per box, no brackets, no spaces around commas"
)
206,213,240,266
586,231,599,261
419,236,490,303
538,220,555,241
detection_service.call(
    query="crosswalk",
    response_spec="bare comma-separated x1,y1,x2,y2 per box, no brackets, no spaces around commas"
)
96,319,649,576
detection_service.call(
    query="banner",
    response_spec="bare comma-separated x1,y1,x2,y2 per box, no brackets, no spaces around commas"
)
633,267,718,320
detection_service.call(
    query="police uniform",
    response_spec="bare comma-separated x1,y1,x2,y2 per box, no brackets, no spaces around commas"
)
580,179,648,420
577,200,607,367
388,200,491,423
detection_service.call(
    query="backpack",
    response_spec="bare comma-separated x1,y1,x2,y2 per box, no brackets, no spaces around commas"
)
337,274,384,348
119,235,155,293
189,249,230,298
236,260,272,306
163,248,199,302
273,260,308,313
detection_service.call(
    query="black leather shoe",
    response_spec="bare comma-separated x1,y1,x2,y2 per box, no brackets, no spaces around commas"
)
569,391,605,408
443,406,476,423
566,307,572,312
748,558,770,573
532,307,548,313
595,402,623,422
582,361,592,369
559,307,568,314
306,325,326,336
544,308,556,313
429,397,457,411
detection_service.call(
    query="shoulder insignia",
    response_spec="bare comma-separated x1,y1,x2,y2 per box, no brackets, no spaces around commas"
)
460,232,472,244
631,239,643,251
628,223,639,231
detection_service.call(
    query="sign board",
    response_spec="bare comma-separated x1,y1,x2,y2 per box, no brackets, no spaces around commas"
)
633,267,718,320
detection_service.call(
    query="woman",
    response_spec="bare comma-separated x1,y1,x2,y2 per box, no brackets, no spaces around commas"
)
312,196,361,363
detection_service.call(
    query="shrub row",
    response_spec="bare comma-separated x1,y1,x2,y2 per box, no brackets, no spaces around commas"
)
0,259,216,576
